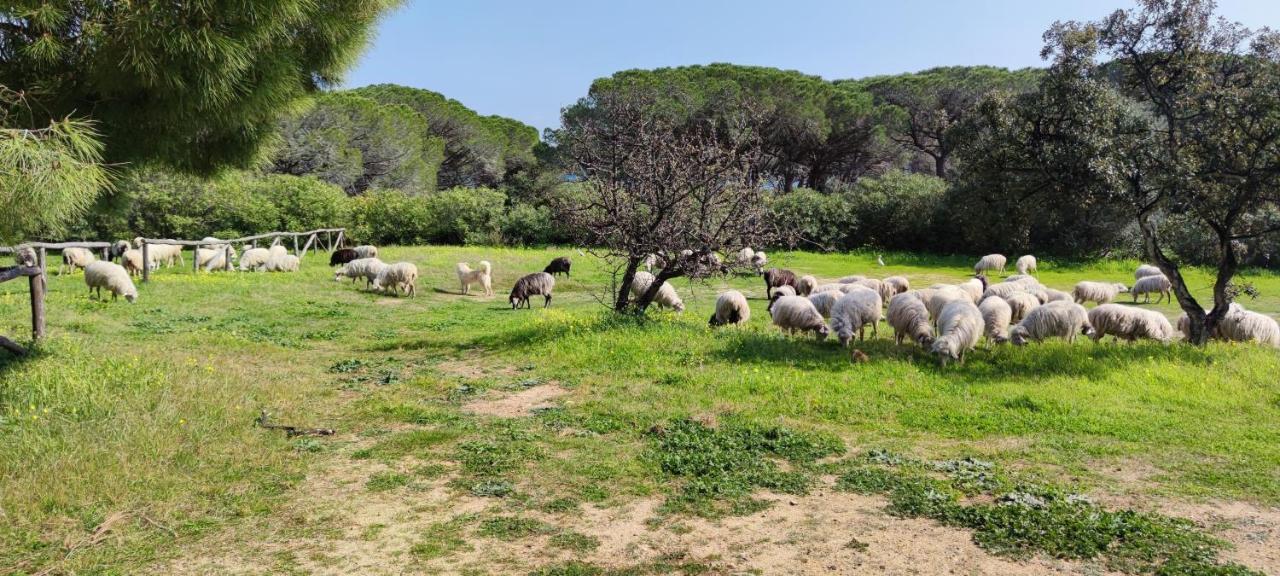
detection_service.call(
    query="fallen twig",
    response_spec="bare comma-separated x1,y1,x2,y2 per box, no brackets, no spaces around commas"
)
256,410,335,437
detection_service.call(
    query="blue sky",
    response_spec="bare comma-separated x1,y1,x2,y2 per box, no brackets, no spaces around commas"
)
344,0,1280,131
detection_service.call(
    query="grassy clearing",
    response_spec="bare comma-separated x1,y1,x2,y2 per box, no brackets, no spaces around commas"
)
2,246,1278,573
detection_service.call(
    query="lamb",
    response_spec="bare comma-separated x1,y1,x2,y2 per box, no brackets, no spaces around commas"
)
1010,301,1095,345
264,254,301,272
796,274,818,296
373,262,418,297
883,276,910,296
763,268,798,299
709,290,750,327
334,258,387,289
544,256,572,277
750,251,767,274
352,245,378,259
978,296,1012,344
329,248,359,267
1016,255,1037,275
808,290,841,318
830,289,883,346
887,292,934,347
509,272,555,309
1004,291,1041,324
1072,281,1129,305
60,247,96,275
239,248,271,271
1135,264,1163,280
1131,274,1172,304
1087,304,1175,343
84,261,137,303
630,271,685,312
1217,306,1280,348
974,254,1007,275
931,300,983,366
769,296,830,341
457,261,493,296
767,285,797,312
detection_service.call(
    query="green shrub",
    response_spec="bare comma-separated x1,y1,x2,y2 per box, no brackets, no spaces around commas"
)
422,187,506,245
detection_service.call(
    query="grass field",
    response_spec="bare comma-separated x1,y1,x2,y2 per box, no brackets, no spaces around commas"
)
2,247,1279,575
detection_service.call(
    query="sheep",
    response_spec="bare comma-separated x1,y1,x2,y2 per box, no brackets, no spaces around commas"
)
981,282,1032,301
195,246,237,272
763,268,798,299
120,249,153,276
1131,274,1172,304
352,245,378,259
750,251,767,274
926,286,970,324
268,244,289,259
14,246,37,267
974,254,1007,275
109,240,131,261
709,290,750,327
84,261,137,303
329,248,359,267
1135,264,1163,280
836,275,867,284
1072,281,1129,305
830,289,883,346
1043,288,1073,303
1016,255,1037,275
60,247,97,275
239,248,271,271
1010,301,1095,345
883,276,910,296
642,253,659,272
931,300,983,366
978,296,1012,344
1087,304,1175,343
956,277,987,304
630,271,685,312
769,296,829,341
796,274,818,297
1004,291,1041,324
509,272,555,309
1003,274,1039,286
135,238,184,268
457,261,493,296
767,285,797,312
264,254,301,272
334,258,387,289
808,290,841,318
1218,306,1280,348
734,247,755,268
811,283,847,295
544,256,572,277
373,262,418,297
887,292,934,347
852,278,893,304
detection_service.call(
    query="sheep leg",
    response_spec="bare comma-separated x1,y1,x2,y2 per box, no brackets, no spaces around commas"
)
543,294,552,308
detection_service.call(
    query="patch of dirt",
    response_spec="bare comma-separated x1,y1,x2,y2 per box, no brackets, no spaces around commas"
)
1159,500,1280,570
434,357,519,380
463,383,568,418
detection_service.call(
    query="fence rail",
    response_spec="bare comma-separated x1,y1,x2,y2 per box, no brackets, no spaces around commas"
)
0,265,45,356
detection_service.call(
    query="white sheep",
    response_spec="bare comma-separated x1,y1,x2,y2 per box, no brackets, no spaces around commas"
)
767,284,798,312
926,286,970,324
796,274,818,296
84,261,137,303
750,251,767,274
120,248,156,276
268,244,289,259
373,262,418,297
60,247,97,275
642,253,659,272
1043,288,1073,303
887,292,934,347
239,248,271,271
1010,301,1095,345
1135,264,1163,280
931,300,983,366
1072,281,1129,305
734,247,755,268
974,254,1007,275
836,275,866,284
1218,305,1280,348
1004,291,1041,324
769,295,830,341
852,278,893,305
457,261,493,296
1015,255,1037,275
883,276,910,296
808,291,840,318
14,246,37,267
709,290,750,327
1087,304,1175,343
1131,274,1171,304
352,245,378,259
334,258,387,289
830,289,883,346
136,238,184,268
811,283,847,295
956,277,986,304
978,296,1012,344
264,254,301,272
1003,274,1040,286
980,282,1034,302
195,245,237,272
630,271,685,312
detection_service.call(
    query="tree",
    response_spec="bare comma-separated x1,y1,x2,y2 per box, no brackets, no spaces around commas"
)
1,0,400,172
553,88,774,313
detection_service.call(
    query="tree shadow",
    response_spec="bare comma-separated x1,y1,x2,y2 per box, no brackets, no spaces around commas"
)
946,339,1216,385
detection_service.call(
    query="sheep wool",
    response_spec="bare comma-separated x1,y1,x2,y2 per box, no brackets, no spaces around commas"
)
808,291,840,318
14,246,37,267
146,243,184,268
84,261,137,303
1134,264,1163,280
883,276,910,296
1004,291,1041,324
239,248,271,271
335,258,387,289
750,251,767,273
60,247,97,275
352,245,379,259
1043,288,1073,303
1072,281,1129,305
926,286,970,324
121,249,151,276
1010,301,1094,345
268,244,289,259
767,285,797,312
978,296,1012,344
374,262,418,297
956,277,986,304
1088,304,1175,343
796,274,818,296
853,278,893,305
931,300,983,366
1131,274,1172,304
836,275,866,284
974,254,1007,275
265,254,301,272
509,272,555,309
887,292,933,347
1218,307,1280,348
769,296,830,341
630,271,684,312
830,289,882,346
1015,255,1037,275
709,290,751,327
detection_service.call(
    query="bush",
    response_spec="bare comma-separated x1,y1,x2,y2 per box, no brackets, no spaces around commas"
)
768,188,853,251
348,189,434,245
767,172,947,252
252,174,351,232
422,187,506,245
501,203,555,246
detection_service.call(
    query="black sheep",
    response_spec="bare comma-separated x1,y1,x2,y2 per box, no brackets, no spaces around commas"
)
763,268,797,299
543,256,572,277
329,248,359,267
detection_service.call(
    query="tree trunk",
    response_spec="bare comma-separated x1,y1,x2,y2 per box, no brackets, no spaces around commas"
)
934,151,948,179
614,257,641,312
635,266,682,313
1137,210,1209,344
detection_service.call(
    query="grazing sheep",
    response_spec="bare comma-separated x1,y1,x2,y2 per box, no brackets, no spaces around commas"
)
120,249,153,276
1135,264,1163,280
14,246,37,267
329,248,359,267
1005,291,1041,324
852,278,893,304
268,244,289,259
956,277,987,304
1003,274,1039,286
1010,301,1095,345
642,253,659,272
1016,255,1037,275
769,295,830,341
544,256,572,277
709,290,750,327
831,289,883,346
630,271,685,312
811,283,847,295
931,300,983,366
796,274,818,296
979,296,1012,344
1072,281,1129,305
767,285,797,312
926,286,970,324
763,268,798,299
750,251,767,274
457,261,493,296
1043,288,1073,303
974,254,1007,275
981,282,1032,301
352,245,378,259
887,292,934,347
509,272,555,309
84,261,137,303
1131,274,1172,304
373,262,418,297
734,247,755,268
110,240,131,261
883,276,910,296
195,246,236,272
136,238,184,268
264,254,301,272
808,290,841,318
60,247,96,275
239,248,271,271
1088,304,1175,343
334,258,387,289
836,275,867,284
1218,306,1280,348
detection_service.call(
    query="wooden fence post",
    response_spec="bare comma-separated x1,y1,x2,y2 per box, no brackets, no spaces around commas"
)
37,248,46,277
293,235,299,257
335,230,345,250
224,245,233,271
193,244,201,273
30,271,45,343
300,234,315,259
142,242,150,283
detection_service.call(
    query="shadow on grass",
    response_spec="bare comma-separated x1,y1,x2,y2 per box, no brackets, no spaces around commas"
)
945,339,1217,385
711,329,932,371
0,339,43,379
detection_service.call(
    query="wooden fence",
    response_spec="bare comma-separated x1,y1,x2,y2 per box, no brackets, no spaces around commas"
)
0,264,45,356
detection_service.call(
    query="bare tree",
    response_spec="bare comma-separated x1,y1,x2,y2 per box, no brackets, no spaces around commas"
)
554,89,775,313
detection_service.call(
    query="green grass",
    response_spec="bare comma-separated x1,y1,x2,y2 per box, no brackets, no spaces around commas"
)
2,246,1279,573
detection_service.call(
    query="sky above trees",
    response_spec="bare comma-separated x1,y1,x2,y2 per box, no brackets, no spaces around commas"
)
344,0,1280,131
